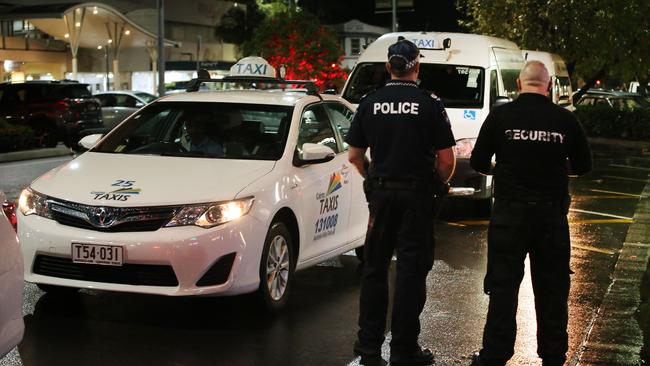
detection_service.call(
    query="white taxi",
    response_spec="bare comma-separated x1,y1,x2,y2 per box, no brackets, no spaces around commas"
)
18,57,368,310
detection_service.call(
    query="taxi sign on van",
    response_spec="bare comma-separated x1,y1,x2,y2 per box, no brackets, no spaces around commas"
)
230,56,277,78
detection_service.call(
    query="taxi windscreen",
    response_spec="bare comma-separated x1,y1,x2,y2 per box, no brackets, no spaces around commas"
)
343,62,485,108
93,102,293,160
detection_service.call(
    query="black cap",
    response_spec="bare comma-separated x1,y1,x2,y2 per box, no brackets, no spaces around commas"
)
387,37,422,71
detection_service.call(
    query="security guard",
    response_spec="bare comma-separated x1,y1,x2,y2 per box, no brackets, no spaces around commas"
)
347,38,456,366
470,61,592,366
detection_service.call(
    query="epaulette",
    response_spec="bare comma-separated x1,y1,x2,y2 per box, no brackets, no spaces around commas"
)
421,88,441,101
359,89,377,103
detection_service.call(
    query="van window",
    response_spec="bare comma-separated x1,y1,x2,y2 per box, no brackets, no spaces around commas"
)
490,70,498,106
555,76,572,100
500,69,519,99
343,62,485,108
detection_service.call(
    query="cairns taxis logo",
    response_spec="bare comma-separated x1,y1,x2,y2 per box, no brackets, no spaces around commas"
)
91,180,141,201
326,172,343,196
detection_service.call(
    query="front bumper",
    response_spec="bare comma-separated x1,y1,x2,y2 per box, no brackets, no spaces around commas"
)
18,213,266,297
448,158,492,199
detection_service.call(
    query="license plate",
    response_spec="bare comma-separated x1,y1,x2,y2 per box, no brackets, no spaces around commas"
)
72,243,123,266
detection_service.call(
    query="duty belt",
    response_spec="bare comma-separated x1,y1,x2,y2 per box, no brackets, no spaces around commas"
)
495,198,564,207
369,177,431,191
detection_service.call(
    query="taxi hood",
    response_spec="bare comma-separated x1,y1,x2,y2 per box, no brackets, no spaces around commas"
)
30,152,276,206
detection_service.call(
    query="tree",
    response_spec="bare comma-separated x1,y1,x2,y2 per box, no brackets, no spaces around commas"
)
457,0,650,98
215,1,265,45
242,10,347,90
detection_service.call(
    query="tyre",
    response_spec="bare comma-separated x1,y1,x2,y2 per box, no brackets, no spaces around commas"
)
31,120,58,148
257,221,294,312
355,246,364,262
37,284,79,295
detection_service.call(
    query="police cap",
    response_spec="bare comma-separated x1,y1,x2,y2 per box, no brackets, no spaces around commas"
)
387,36,423,72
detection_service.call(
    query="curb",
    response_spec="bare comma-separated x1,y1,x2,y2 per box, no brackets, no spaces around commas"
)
0,145,73,164
588,137,650,152
577,181,650,365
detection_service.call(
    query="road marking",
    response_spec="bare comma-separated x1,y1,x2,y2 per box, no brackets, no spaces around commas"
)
448,218,633,226
603,175,650,183
571,244,617,255
572,195,637,199
444,221,467,227
623,242,650,248
571,219,634,224
569,208,634,220
609,164,650,171
589,189,647,198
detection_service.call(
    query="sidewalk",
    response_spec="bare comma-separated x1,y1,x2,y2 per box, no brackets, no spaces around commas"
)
0,145,74,164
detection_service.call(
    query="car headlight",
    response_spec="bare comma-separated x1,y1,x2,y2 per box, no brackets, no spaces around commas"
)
453,138,476,159
165,197,254,229
18,188,52,218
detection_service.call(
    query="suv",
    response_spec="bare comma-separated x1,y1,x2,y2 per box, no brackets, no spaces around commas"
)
575,89,650,110
0,81,102,148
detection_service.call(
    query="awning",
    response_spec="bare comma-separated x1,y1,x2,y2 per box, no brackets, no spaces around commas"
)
0,2,179,49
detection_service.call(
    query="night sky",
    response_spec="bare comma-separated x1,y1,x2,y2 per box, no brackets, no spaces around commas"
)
299,0,467,32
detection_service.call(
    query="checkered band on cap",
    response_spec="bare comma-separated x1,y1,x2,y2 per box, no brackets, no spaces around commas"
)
388,54,418,70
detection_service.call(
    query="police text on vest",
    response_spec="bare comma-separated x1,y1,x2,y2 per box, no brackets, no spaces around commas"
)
373,102,419,115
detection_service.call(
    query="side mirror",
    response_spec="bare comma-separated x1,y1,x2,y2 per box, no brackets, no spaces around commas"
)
491,96,511,109
294,143,335,166
78,134,103,150
558,95,572,106
135,101,145,108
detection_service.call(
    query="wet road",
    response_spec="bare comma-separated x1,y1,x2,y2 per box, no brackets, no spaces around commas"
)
0,148,646,366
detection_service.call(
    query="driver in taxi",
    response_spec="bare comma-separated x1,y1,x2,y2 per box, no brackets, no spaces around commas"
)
182,111,224,156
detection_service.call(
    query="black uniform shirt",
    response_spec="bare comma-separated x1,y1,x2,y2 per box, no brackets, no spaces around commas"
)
345,80,456,180
470,93,592,201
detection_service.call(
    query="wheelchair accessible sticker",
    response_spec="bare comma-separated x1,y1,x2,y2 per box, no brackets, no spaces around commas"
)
463,110,477,120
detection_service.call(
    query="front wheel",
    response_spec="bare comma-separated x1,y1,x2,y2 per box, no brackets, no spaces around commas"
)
37,284,79,296
354,246,364,262
257,222,294,312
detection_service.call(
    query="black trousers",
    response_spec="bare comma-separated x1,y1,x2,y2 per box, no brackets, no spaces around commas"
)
480,198,571,366
357,188,435,355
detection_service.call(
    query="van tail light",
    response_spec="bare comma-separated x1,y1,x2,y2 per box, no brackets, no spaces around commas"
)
2,201,17,232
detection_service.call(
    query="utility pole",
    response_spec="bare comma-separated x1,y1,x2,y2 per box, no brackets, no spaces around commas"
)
196,35,202,74
157,0,165,97
392,0,397,32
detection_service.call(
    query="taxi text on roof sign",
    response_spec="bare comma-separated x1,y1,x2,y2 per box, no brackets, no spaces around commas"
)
410,38,435,49
230,56,277,79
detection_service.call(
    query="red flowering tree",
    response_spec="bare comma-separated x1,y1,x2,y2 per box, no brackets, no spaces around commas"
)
243,11,347,90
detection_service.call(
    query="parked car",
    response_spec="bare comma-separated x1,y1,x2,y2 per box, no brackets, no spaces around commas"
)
0,192,24,358
0,81,102,148
17,56,368,311
94,91,156,131
575,89,650,110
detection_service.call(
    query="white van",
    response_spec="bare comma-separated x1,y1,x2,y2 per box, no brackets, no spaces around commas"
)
341,32,524,206
522,50,573,108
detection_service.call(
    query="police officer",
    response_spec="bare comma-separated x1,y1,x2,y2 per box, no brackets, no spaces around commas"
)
346,38,456,366
470,61,592,366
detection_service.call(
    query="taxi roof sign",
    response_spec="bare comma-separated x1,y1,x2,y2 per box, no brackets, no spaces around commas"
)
230,56,277,79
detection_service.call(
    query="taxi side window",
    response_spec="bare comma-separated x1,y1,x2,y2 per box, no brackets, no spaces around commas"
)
324,103,354,150
577,97,593,106
298,105,339,153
